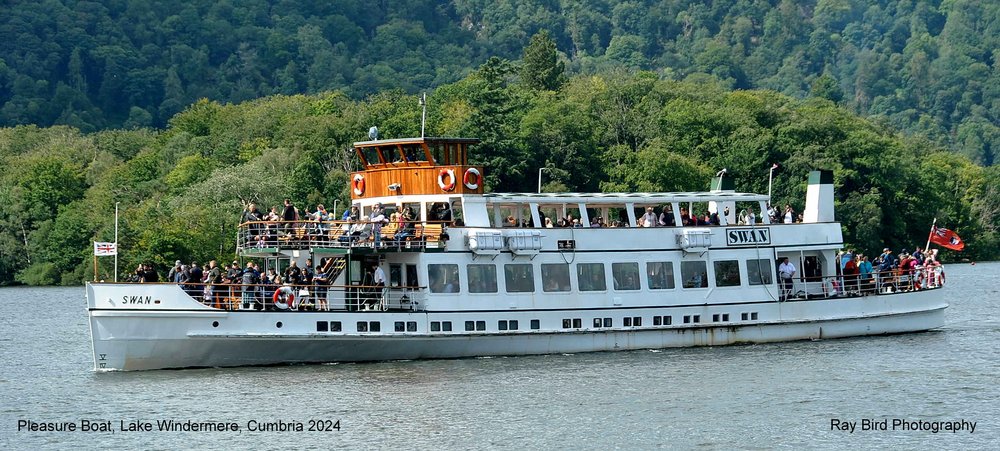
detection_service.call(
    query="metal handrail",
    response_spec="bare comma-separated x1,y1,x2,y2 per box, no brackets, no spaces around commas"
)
235,219,450,252
781,265,945,300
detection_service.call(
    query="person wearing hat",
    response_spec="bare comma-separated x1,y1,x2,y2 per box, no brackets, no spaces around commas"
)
167,260,182,284
369,203,388,248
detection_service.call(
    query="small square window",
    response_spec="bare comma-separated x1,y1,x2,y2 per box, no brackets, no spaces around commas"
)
431,321,441,332
593,318,603,328
369,321,380,332
693,315,700,323
603,318,612,327
531,319,540,330
664,316,672,325
624,317,632,327
330,321,341,332
751,312,758,320
357,321,368,332
498,320,508,331
443,321,452,332
407,321,417,332
722,314,729,322
741,313,748,321
713,314,720,322
683,315,691,324
317,321,329,332
395,321,405,332
572,318,582,328
653,316,662,326
633,317,642,326
465,321,475,331
476,320,486,331
509,320,518,330
562,319,571,328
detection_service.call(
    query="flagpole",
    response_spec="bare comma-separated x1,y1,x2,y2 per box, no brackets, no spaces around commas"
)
93,254,98,282
767,164,775,204
924,217,937,252
114,202,119,282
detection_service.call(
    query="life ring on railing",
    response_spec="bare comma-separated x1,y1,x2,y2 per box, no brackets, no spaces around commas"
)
273,286,295,310
438,168,456,192
352,174,365,196
463,167,481,190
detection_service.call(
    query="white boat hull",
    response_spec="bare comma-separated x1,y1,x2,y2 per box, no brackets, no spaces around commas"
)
88,284,947,371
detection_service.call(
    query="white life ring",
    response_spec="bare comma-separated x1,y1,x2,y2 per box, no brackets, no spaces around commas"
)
438,168,456,192
273,286,295,310
352,174,365,196
463,167,481,190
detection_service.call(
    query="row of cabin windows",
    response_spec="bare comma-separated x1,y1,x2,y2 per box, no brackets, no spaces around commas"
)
317,312,761,333
428,259,774,294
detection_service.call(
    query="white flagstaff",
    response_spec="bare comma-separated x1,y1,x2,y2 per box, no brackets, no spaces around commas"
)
114,202,119,282
419,92,427,138
767,163,777,205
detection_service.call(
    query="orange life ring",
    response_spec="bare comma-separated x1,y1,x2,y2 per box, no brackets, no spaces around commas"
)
273,286,295,310
352,174,365,196
438,169,456,192
463,167,481,190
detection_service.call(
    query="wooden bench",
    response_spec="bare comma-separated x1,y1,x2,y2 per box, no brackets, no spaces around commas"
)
380,222,399,241
422,224,443,247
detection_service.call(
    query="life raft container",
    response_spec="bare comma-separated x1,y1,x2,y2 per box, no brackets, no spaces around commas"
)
352,174,365,196
273,286,295,310
438,169,456,192
463,167,481,190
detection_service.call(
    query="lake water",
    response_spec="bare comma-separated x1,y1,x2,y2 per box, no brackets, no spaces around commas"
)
1,262,998,449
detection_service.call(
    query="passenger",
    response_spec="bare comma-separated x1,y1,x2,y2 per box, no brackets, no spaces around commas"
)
506,215,518,227
709,211,720,226
659,205,674,226
747,209,756,225
858,255,873,294
281,198,296,236
544,217,554,228
205,260,221,307
738,209,748,225
314,264,329,311
640,207,658,228
778,257,796,300
188,262,203,300
241,261,258,310
783,204,794,223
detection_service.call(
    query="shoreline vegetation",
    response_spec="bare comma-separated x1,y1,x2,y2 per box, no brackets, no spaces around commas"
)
2,65,997,286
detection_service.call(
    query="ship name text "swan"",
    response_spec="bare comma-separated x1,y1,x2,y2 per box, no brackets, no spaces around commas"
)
725,228,771,246
122,295,152,304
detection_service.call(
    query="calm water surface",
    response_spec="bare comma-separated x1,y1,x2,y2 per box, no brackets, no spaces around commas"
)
1,263,998,449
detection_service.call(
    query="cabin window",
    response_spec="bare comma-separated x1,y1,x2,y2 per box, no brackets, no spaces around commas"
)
647,262,675,289
681,261,709,288
428,264,460,293
714,260,742,287
467,264,498,293
359,146,383,166
541,264,571,292
577,263,607,291
504,264,535,293
747,259,773,285
612,263,641,291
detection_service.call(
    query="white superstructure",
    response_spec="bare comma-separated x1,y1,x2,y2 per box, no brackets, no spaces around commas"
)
86,137,947,371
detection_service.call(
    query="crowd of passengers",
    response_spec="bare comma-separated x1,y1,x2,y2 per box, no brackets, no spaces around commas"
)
507,203,804,228
830,246,945,295
239,199,457,248
127,257,379,310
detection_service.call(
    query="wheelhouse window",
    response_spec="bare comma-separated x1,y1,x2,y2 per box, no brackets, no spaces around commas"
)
541,264,571,292
714,260,741,287
577,263,606,291
681,261,708,288
647,262,675,289
504,264,535,293
747,259,773,285
612,263,641,291
428,264,459,293
467,264,498,293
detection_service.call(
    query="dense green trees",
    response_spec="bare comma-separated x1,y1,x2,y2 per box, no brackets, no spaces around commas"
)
1,65,997,285
0,1,996,165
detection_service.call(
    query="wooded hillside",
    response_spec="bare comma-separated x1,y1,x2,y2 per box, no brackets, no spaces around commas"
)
1,57,997,284
1,0,996,165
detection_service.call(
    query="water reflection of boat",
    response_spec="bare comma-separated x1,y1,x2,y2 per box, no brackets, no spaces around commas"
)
86,136,947,371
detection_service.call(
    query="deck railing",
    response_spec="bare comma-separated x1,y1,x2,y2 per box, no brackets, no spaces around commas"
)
150,282,427,312
236,220,449,252
782,266,945,301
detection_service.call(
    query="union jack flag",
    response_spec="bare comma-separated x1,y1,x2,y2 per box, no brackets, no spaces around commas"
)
93,242,117,256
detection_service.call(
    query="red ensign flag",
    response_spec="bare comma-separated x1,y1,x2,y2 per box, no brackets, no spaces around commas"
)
930,227,964,251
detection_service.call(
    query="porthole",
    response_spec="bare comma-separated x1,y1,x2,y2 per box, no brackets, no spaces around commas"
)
276,321,283,328
212,321,219,328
